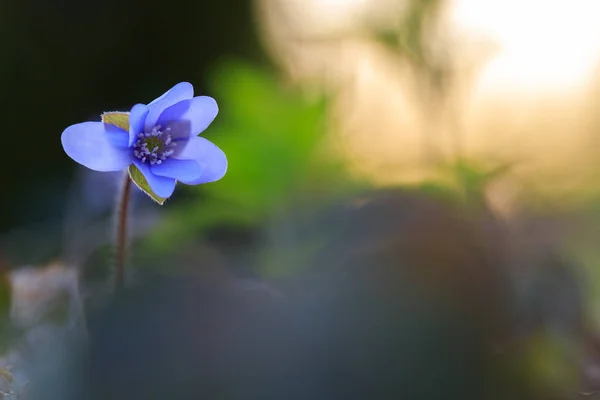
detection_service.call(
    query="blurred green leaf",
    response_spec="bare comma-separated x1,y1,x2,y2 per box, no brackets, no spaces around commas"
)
372,0,446,67
451,160,512,195
145,60,359,251
206,62,331,208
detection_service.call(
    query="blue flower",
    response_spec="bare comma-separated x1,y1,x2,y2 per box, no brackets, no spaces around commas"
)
61,82,227,199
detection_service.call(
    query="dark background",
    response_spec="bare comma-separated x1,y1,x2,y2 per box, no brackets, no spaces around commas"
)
0,0,263,234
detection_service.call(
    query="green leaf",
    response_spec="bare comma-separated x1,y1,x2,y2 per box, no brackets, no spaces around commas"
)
101,111,130,131
101,111,168,205
128,164,167,205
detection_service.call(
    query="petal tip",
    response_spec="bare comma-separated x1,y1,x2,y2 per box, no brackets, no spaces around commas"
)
61,122,131,172
211,149,228,182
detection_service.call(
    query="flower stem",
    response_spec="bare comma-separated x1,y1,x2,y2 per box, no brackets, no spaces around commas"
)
114,170,132,291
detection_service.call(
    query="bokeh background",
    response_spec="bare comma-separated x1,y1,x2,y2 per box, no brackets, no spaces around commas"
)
4,0,600,398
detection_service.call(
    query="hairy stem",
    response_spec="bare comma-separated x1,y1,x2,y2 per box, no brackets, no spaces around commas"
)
114,170,132,291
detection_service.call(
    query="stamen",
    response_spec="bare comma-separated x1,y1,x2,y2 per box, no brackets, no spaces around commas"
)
132,125,177,165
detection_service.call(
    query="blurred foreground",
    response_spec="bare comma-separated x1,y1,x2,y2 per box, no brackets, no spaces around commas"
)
6,187,599,400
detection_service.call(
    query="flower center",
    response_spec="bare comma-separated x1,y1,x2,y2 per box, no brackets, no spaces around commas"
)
132,125,177,165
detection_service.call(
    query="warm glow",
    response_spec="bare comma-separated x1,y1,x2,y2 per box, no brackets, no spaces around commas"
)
259,0,600,93
256,0,600,196
451,0,600,96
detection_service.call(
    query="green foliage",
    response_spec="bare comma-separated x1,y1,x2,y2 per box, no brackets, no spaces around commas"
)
372,0,448,77
101,112,167,204
101,112,129,131
521,332,580,394
145,61,359,251
128,165,167,205
448,159,512,201
397,159,513,209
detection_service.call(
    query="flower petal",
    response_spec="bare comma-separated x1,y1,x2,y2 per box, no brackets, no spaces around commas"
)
151,159,203,182
128,104,149,146
156,96,218,138
172,137,227,184
61,122,132,172
133,160,177,198
145,82,194,132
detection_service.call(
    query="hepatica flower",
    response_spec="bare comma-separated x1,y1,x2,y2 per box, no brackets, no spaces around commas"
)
61,82,227,204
